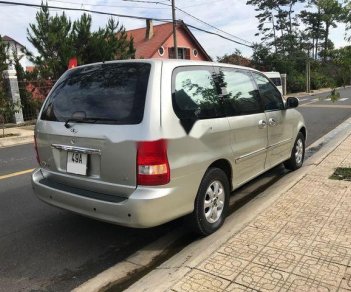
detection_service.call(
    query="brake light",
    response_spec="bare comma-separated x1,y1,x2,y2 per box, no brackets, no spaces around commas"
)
34,134,40,164
137,140,170,186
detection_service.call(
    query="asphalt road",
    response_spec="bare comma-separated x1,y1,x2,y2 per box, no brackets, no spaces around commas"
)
296,87,351,145
0,87,350,292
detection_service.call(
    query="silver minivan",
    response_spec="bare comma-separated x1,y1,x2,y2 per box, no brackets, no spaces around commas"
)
32,60,306,235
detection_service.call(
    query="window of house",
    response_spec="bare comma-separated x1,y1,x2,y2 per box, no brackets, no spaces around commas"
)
168,47,191,60
158,46,165,56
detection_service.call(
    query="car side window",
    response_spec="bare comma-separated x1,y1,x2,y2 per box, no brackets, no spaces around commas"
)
252,73,285,111
172,67,222,119
218,68,262,116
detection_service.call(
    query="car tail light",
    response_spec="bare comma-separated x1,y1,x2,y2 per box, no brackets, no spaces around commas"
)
137,139,170,186
34,134,40,164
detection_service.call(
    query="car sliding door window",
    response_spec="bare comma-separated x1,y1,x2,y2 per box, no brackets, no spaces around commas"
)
218,69,262,116
172,67,222,119
252,73,284,111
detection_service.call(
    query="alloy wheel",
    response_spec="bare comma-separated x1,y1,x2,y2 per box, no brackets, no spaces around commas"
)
204,180,225,224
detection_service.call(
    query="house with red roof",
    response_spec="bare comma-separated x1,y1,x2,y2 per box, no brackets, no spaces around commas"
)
126,20,211,61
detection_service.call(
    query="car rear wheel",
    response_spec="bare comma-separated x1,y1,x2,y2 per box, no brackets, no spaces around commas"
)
190,168,230,236
284,132,305,171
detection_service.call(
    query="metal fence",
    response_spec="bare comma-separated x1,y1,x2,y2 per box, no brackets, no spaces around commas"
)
18,79,56,121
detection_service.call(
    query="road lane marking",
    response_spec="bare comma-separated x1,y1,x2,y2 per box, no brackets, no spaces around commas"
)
326,98,349,102
0,168,35,180
301,98,319,106
300,104,351,109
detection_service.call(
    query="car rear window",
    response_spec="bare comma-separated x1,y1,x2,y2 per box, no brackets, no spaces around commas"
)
41,63,151,124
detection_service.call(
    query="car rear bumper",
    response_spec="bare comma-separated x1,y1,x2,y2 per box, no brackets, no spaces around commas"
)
31,168,192,228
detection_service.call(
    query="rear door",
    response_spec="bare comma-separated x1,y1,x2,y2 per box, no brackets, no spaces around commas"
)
252,72,293,168
36,62,154,198
218,67,268,186
166,65,232,178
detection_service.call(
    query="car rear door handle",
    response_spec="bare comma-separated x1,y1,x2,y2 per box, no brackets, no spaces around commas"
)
268,118,278,127
258,120,267,129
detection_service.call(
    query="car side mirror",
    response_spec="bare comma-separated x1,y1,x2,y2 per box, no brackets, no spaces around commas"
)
286,97,299,109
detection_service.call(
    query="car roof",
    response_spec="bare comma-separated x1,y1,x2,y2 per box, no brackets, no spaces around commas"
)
67,59,260,74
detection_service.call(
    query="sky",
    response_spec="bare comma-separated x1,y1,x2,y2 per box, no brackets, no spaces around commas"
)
0,0,349,67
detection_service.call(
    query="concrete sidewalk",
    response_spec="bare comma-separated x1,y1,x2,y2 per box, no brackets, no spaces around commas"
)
128,127,351,291
0,125,34,148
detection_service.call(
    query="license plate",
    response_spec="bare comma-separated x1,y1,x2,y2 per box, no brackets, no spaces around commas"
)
67,152,88,175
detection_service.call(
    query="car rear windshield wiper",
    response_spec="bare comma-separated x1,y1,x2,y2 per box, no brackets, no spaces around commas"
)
64,117,122,128
64,118,97,128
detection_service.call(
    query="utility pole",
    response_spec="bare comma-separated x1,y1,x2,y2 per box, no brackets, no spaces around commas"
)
281,73,287,96
171,0,178,59
306,59,311,93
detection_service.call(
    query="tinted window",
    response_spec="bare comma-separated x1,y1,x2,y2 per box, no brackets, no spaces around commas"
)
41,63,151,124
219,69,262,116
172,67,221,119
270,77,282,86
253,73,284,111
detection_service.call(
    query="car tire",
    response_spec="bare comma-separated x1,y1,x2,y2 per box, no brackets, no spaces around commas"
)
190,168,230,236
284,132,305,171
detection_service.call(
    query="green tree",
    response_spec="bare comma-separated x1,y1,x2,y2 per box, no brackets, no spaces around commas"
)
217,49,252,66
0,93,22,137
72,15,135,64
0,35,22,136
315,0,343,61
26,3,73,79
251,43,276,71
12,48,42,120
330,46,351,86
26,2,135,79
247,0,305,53
342,0,351,41
299,5,325,59
0,35,8,72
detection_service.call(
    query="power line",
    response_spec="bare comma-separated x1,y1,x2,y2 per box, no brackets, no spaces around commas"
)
175,7,253,46
185,23,253,48
0,0,173,22
7,0,253,48
180,0,227,9
48,0,170,10
123,0,170,4
0,0,253,48
117,0,252,45
123,0,253,46
76,0,253,46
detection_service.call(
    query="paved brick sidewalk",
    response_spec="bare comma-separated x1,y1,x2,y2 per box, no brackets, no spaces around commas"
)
171,135,351,292
0,126,34,147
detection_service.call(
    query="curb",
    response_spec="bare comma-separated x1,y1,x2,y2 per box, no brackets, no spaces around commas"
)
125,117,351,292
72,229,185,292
